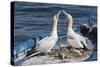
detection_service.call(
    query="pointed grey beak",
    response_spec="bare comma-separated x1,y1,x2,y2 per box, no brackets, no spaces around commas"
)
62,10,68,16
56,10,61,18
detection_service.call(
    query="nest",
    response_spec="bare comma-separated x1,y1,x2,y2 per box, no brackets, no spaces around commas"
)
20,46,93,66
16,37,94,65
48,47,93,62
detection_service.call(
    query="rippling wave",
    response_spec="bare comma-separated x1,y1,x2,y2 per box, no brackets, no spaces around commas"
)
14,2,97,44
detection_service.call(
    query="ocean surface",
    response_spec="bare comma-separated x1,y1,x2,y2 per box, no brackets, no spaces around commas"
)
13,1,97,63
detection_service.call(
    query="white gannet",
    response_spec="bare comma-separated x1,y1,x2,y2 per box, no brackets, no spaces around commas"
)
33,11,61,54
62,10,89,54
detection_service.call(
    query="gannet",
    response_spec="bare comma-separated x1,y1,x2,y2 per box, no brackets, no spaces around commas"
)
62,10,89,54
26,11,61,57
33,11,61,54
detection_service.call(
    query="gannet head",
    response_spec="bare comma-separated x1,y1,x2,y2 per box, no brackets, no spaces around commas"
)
53,15,57,21
62,10,73,29
62,10,73,22
51,11,61,36
53,10,61,22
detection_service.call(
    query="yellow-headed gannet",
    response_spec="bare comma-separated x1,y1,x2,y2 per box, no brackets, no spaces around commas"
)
34,11,61,53
62,10,89,54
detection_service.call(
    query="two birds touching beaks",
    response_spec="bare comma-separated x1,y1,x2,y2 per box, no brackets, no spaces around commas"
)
26,10,92,57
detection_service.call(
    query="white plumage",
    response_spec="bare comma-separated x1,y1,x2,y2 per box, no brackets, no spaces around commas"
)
62,10,88,49
34,11,61,53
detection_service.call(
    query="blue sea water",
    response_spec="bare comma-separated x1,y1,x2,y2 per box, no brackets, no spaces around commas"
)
13,1,97,62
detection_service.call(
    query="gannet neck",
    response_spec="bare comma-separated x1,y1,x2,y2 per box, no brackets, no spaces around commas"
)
51,16,58,37
50,10,61,37
52,19,57,30
67,14,73,29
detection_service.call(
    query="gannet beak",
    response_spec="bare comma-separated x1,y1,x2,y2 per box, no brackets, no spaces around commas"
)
55,10,61,19
62,10,68,16
53,10,61,21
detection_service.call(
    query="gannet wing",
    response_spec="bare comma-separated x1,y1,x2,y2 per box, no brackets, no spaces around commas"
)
80,35,89,49
73,33,89,49
34,36,55,52
33,36,48,49
67,35,84,48
35,36,48,46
